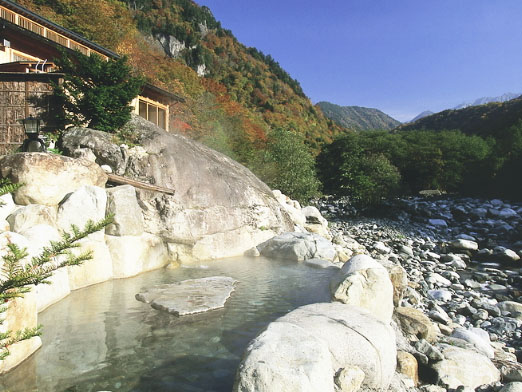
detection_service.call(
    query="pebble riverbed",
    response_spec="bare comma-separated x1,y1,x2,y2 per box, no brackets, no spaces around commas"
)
317,196,522,366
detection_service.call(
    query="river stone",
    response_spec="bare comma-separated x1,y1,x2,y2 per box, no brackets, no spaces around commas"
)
397,351,419,386
136,276,237,316
501,383,522,392
60,118,293,262
432,343,500,389
0,153,107,206
233,322,335,392
330,254,394,323
449,239,479,251
334,366,365,392
395,307,437,342
235,303,396,391
498,301,522,319
451,327,494,358
105,185,144,236
257,232,336,261
429,219,448,228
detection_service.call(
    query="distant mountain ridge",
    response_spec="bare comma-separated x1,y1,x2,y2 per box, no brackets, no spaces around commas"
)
317,101,401,131
410,111,434,122
398,97,522,138
453,92,521,109
409,92,521,122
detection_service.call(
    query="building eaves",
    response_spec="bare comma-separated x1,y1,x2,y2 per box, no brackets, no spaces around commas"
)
0,0,119,59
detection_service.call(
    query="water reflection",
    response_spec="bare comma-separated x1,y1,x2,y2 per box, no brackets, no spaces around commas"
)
0,257,336,392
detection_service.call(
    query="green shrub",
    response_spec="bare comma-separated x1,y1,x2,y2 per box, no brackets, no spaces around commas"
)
53,50,144,133
259,128,320,203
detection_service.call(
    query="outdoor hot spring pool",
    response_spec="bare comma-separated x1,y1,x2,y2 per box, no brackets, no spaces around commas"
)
0,256,337,392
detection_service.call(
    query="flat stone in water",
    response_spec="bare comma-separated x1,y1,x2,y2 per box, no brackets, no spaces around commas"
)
136,276,238,316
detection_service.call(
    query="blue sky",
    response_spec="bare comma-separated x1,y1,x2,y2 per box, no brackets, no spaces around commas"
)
199,1,522,122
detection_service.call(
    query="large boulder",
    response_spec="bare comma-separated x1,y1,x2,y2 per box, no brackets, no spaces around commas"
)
60,117,293,262
257,232,337,261
234,303,397,391
234,322,335,392
0,153,107,206
330,254,394,323
432,343,500,389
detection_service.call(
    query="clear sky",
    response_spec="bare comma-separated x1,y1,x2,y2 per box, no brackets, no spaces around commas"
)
198,0,522,122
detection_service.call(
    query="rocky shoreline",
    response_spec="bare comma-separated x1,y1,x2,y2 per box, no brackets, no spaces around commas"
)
322,196,522,390
234,194,522,392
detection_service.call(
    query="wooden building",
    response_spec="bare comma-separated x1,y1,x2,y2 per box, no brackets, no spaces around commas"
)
0,0,181,153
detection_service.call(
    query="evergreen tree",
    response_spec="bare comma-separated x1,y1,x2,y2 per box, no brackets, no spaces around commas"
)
53,50,144,132
0,180,113,360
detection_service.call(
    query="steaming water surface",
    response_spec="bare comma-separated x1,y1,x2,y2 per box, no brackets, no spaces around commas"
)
0,256,336,392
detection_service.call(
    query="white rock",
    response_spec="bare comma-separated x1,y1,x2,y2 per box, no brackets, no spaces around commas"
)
456,234,476,241
428,289,452,302
500,382,522,392
17,224,72,311
330,254,394,323
105,233,170,278
374,241,391,254
234,322,335,392
136,276,237,315
0,337,42,374
334,366,365,392
67,239,113,290
452,327,494,358
257,232,336,261
429,219,448,228
0,153,107,206
57,185,107,241
433,344,500,389
7,204,57,233
426,273,452,287
303,258,339,269
499,208,518,219
105,185,144,236
450,239,479,251
235,303,396,391
0,193,16,222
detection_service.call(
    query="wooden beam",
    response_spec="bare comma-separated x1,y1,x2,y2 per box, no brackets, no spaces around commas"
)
106,173,175,195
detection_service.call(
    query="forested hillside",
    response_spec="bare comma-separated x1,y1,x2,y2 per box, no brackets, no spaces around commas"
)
15,0,342,200
317,102,400,131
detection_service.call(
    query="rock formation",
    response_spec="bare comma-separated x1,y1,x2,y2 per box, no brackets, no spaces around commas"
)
60,115,293,262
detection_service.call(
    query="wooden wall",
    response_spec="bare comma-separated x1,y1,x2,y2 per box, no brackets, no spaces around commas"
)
0,73,61,154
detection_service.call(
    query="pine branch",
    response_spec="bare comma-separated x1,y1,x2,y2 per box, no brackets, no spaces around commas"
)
0,214,113,361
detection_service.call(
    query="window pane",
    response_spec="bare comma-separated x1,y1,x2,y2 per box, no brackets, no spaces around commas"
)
158,108,166,129
148,105,158,125
139,101,147,119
